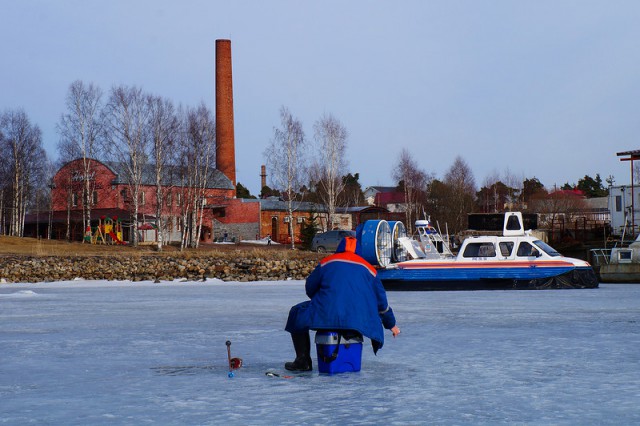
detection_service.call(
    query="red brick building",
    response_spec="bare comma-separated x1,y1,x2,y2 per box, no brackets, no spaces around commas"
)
258,199,327,244
25,159,393,245
28,158,336,245
37,158,260,244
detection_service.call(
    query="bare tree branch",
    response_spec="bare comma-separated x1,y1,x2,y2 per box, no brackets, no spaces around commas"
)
264,106,307,248
312,113,348,229
57,80,103,237
102,85,151,246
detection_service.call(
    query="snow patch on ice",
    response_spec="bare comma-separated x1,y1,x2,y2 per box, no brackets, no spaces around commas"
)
0,290,39,298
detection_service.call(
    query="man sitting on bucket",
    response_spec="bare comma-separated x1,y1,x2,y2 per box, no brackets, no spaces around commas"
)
284,236,401,371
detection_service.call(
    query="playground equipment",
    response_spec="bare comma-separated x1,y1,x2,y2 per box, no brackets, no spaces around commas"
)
85,216,126,245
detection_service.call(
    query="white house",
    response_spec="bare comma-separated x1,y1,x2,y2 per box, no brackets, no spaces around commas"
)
609,185,640,236
363,186,396,206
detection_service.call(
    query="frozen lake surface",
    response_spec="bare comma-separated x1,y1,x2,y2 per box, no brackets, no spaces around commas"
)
1,280,639,425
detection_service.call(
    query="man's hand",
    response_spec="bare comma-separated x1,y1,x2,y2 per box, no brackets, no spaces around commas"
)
391,325,401,337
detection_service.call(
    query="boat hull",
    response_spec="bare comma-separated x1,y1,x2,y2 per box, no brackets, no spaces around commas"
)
379,266,599,291
598,263,640,283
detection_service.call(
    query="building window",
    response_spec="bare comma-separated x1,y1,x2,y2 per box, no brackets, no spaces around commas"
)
177,193,182,207
92,191,98,205
120,189,128,202
72,193,78,207
166,192,172,207
616,195,622,212
140,191,145,205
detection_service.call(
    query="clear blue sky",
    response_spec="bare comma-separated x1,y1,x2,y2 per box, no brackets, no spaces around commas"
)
3,1,639,196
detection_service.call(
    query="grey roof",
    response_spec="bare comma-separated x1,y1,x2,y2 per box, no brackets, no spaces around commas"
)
364,186,397,193
583,197,609,210
258,198,327,213
105,161,234,190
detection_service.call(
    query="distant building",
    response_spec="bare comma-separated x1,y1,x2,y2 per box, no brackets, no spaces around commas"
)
26,158,260,244
609,185,640,236
332,206,391,231
363,186,397,205
363,185,408,212
257,198,326,244
374,191,407,213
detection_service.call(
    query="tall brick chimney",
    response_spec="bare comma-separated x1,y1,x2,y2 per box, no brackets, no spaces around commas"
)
260,165,267,190
215,39,236,188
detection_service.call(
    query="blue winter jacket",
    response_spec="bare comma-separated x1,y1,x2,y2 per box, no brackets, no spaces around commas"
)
285,237,396,353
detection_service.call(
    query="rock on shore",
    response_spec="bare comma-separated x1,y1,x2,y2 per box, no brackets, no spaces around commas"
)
0,253,321,283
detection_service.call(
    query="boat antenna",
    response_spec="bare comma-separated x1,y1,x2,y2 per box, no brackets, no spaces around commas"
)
435,220,453,257
445,222,450,249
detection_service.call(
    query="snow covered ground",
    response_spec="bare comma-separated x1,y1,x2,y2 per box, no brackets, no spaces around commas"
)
1,279,639,425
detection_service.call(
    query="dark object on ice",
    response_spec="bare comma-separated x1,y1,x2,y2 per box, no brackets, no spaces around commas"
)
226,340,243,372
284,332,312,372
311,230,356,253
265,371,294,379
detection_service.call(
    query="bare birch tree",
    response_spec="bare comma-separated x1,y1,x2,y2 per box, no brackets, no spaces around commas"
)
0,126,7,235
264,106,306,249
43,159,57,239
148,95,178,251
102,85,151,246
479,170,501,213
312,113,348,229
0,109,46,237
176,103,216,249
57,80,103,238
501,167,523,209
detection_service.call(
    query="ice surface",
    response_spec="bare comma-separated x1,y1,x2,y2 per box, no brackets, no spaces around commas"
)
1,280,639,425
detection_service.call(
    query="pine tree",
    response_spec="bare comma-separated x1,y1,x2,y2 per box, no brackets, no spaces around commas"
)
300,213,320,250
236,182,256,199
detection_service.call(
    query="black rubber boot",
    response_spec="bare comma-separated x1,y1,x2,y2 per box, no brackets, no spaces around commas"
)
284,332,312,372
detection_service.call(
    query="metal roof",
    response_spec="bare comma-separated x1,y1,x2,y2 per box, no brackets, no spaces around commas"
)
257,198,326,212
105,161,234,190
617,150,640,158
